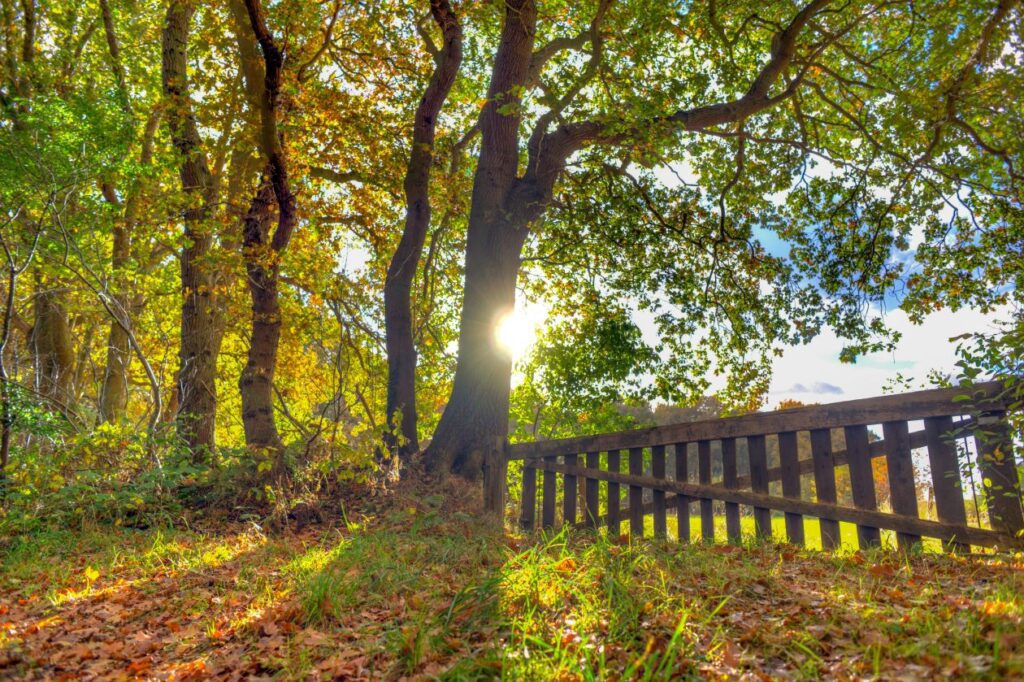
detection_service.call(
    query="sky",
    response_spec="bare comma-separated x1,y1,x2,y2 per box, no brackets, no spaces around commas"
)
505,296,1005,408
762,305,1005,408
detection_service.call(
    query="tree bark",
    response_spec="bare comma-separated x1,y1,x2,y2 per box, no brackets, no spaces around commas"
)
31,283,75,405
239,179,282,453
239,0,297,464
97,180,131,422
162,0,222,458
422,0,536,478
384,0,462,457
424,219,526,478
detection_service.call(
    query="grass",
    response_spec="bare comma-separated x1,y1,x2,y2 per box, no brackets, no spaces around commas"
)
660,513,942,552
2,495,1022,680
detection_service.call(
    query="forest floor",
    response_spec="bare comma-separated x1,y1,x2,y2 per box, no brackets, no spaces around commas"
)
2,481,1023,680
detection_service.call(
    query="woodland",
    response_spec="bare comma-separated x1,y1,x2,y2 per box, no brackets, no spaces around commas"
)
1,0,1023,679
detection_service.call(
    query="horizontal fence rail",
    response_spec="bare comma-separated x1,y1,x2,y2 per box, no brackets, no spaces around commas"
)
510,382,1024,552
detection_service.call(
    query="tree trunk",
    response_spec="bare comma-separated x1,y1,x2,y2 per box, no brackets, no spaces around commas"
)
98,183,132,422
384,0,462,457
238,181,282,453
421,0,536,478
239,0,298,470
422,215,527,478
98,307,130,420
177,235,221,457
163,0,222,458
32,284,75,406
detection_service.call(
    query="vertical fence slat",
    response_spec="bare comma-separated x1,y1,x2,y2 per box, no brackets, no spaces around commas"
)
882,420,921,550
924,416,969,552
629,447,644,538
542,455,556,529
698,440,714,542
810,428,840,550
607,450,621,537
722,437,741,544
652,445,667,538
675,443,690,543
778,431,805,546
520,463,536,530
844,425,881,548
563,453,578,527
748,435,772,541
975,412,1024,536
584,451,600,528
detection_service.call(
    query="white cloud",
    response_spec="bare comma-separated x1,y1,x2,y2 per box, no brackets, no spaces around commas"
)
766,305,1008,408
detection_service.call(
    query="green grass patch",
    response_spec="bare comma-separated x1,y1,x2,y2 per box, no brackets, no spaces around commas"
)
2,507,1022,680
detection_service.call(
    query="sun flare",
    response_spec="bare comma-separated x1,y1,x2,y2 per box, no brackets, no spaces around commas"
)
494,306,542,362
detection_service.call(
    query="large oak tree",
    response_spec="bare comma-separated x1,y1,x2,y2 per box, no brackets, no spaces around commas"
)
421,0,1022,479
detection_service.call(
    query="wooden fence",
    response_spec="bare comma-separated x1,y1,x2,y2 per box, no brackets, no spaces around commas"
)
510,382,1024,551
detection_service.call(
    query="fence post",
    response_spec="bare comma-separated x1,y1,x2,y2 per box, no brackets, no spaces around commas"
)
652,445,667,539
542,455,557,529
520,458,536,530
629,447,644,538
748,435,772,541
882,420,921,550
585,451,600,528
778,431,805,547
722,438,741,545
607,450,621,536
675,443,690,543
810,428,840,550
483,437,507,519
844,425,882,548
698,440,714,543
563,453,578,526
975,411,1024,537
924,416,969,552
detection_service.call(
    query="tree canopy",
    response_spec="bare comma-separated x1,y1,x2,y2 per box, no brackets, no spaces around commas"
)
0,0,1020,493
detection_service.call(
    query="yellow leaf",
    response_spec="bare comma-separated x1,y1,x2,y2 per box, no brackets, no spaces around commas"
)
83,566,99,583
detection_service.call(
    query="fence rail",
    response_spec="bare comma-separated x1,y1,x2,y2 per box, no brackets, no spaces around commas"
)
509,382,1024,551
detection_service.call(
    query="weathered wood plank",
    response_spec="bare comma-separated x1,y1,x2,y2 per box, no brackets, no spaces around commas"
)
584,451,600,528
528,460,1020,550
924,416,968,552
675,443,690,543
975,412,1024,536
652,445,667,539
607,450,621,536
882,421,921,550
629,447,644,538
844,425,881,548
483,440,506,518
722,437,741,544
698,440,714,542
748,434,772,540
508,383,1003,460
520,463,536,530
563,453,578,527
734,427,934,489
810,428,840,550
542,455,556,529
779,431,804,546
